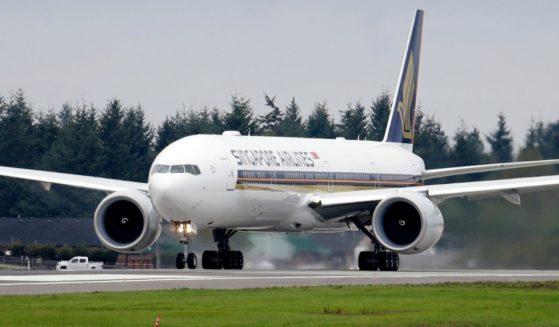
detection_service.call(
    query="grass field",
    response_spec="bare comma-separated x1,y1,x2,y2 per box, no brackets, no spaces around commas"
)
1,282,559,326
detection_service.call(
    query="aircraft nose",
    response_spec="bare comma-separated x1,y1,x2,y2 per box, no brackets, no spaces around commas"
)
149,174,187,219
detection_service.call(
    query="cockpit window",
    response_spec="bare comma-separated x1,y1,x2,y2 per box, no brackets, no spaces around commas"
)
185,164,201,175
157,165,170,173
184,164,195,174
151,164,201,175
170,165,185,173
150,165,158,176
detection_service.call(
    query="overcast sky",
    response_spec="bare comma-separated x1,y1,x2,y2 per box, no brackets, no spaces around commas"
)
1,1,558,147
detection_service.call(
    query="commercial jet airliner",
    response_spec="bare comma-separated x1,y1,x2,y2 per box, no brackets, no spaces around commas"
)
1,10,559,271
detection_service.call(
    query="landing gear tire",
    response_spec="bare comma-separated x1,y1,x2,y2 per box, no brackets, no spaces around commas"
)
379,251,399,271
201,229,244,270
202,250,222,269
358,251,379,271
175,252,186,269
223,251,244,270
358,251,399,271
187,253,197,269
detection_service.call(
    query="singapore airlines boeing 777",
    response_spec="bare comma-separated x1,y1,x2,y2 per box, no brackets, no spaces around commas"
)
1,10,559,271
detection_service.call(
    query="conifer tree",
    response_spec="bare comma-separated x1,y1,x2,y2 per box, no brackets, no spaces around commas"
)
451,122,486,167
486,113,514,163
224,95,256,135
33,110,59,162
414,111,451,169
42,104,102,175
279,97,305,137
306,101,336,139
121,106,154,181
337,102,367,139
368,91,391,141
97,99,129,179
257,94,283,136
0,90,37,168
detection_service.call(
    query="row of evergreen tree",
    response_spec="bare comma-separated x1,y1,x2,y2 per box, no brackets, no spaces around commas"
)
1,89,559,217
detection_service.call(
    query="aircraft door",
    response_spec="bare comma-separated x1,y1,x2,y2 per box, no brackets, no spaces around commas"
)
317,160,333,192
220,158,236,191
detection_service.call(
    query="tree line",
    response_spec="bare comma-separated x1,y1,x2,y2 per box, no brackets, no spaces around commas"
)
0,89,559,217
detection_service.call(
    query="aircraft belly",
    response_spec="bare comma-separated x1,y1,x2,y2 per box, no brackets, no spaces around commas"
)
190,189,301,229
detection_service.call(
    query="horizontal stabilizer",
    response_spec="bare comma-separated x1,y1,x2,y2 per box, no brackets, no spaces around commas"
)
422,159,559,180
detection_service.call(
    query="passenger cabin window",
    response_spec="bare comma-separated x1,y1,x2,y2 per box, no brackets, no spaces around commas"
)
79,258,86,263
70,258,78,263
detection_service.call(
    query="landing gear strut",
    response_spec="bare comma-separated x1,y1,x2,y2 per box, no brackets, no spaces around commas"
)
350,218,399,271
202,229,244,270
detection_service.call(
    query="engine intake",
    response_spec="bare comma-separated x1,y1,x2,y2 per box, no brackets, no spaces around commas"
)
372,193,444,254
94,190,162,253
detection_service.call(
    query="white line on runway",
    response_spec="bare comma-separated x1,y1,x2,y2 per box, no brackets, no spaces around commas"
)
0,275,371,287
1,271,559,288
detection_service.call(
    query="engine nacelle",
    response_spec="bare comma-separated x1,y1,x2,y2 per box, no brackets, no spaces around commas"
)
372,193,444,254
94,190,162,253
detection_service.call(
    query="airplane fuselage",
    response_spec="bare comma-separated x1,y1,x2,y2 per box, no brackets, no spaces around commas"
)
148,133,425,232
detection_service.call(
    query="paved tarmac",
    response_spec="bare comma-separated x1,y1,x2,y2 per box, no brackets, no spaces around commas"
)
1,269,558,295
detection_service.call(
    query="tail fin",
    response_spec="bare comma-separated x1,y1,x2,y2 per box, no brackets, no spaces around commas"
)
383,9,423,150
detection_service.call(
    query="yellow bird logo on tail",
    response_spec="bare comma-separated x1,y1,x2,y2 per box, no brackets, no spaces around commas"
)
396,53,415,140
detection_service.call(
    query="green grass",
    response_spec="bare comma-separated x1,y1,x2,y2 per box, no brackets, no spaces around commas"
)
2,282,559,326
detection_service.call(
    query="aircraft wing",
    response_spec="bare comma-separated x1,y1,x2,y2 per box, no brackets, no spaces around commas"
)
0,166,148,193
421,159,559,180
309,175,559,220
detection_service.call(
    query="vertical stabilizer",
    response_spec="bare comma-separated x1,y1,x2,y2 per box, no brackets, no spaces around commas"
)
382,10,423,150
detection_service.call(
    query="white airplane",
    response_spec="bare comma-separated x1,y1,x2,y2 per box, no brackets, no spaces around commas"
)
2,10,559,271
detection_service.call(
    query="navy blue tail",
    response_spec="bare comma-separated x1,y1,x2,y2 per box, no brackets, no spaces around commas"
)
383,10,423,149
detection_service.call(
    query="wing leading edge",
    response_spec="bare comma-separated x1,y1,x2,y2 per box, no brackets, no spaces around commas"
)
0,166,148,193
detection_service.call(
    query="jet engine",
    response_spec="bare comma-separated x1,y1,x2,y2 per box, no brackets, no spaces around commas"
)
371,193,444,254
94,190,162,253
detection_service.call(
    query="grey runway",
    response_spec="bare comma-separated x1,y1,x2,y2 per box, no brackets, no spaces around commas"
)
1,269,558,295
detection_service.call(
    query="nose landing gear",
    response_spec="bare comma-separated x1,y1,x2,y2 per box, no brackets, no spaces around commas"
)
172,220,198,270
176,252,197,269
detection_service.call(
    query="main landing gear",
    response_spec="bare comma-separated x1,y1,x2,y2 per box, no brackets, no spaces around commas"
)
350,218,400,271
202,229,244,270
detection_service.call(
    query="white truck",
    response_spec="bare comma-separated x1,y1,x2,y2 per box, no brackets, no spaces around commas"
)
56,256,103,271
